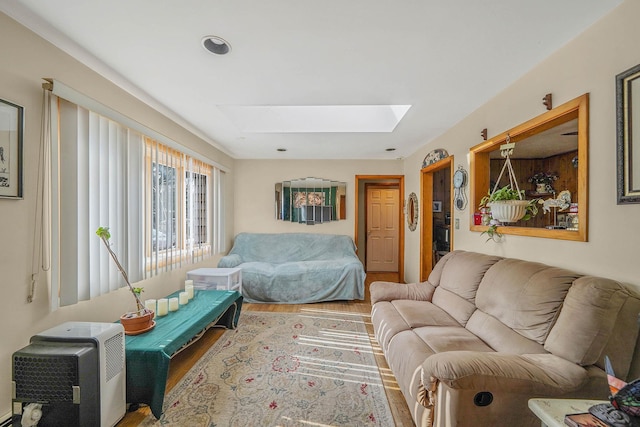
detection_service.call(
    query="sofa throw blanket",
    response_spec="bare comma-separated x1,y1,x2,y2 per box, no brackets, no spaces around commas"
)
218,233,365,304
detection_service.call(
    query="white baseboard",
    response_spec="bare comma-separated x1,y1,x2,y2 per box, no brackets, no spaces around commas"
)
0,412,11,427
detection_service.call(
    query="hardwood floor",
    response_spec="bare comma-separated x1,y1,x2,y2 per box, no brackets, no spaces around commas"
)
116,272,414,426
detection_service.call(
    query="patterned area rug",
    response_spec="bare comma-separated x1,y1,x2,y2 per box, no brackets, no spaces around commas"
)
141,310,394,426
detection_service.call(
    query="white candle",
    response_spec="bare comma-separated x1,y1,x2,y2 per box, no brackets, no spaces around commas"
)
144,299,156,317
169,297,179,312
179,291,189,305
185,282,194,299
157,298,168,316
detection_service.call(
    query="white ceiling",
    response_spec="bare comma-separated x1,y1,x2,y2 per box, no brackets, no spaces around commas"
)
0,0,622,160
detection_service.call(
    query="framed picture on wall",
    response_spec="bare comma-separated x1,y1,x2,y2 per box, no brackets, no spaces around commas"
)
433,201,442,212
0,98,24,199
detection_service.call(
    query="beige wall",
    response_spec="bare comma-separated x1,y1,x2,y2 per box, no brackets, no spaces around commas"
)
0,13,235,418
3,0,640,420
233,159,403,240
403,0,640,287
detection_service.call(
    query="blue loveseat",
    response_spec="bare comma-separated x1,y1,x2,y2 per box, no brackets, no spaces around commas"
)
218,232,365,303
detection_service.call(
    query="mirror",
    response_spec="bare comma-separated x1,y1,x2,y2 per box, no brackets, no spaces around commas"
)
407,192,419,231
470,93,589,241
275,177,346,224
616,63,640,204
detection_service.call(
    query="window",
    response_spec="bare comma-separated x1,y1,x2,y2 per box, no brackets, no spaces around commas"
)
50,94,225,309
144,138,216,274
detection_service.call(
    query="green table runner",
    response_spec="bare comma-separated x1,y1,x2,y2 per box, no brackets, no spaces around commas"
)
124,289,243,418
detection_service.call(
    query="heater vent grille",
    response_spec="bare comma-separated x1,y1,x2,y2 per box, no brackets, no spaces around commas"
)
13,355,77,402
105,332,124,381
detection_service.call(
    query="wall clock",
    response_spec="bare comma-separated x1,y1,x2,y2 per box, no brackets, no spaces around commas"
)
453,166,468,210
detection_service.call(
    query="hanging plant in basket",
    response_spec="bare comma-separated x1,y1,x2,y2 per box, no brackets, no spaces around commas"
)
480,186,540,223
478,186,541,242
477,136,541,242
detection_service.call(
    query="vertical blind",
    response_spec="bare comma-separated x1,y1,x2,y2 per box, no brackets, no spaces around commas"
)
50,95,225,310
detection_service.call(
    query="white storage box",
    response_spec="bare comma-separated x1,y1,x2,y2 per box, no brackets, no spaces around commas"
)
186,267,242,293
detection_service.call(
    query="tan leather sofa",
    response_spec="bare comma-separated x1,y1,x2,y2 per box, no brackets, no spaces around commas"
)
371,250,640,427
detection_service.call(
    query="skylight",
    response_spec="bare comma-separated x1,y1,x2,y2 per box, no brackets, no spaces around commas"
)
218,105,411,133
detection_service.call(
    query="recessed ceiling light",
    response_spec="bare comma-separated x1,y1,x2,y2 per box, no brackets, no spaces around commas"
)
201,35,231,55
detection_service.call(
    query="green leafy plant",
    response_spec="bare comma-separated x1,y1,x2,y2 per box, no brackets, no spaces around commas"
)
528,171,558,185
96,226,147,314
478,186,541,242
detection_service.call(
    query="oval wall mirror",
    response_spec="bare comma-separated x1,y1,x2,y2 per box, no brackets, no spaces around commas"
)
407,192,419,231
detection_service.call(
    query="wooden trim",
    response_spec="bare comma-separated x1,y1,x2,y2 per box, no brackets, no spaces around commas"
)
469,93,589,242
419,156,453,281
420,170,433,280
355,175,404,283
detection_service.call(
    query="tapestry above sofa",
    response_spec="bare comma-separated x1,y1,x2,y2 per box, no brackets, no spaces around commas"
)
218,232,366,304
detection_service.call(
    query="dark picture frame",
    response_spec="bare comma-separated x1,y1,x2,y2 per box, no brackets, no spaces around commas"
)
0,98,24,199
616,63,640,204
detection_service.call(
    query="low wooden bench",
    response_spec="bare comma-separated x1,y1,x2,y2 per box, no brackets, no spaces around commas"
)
124,289,243,419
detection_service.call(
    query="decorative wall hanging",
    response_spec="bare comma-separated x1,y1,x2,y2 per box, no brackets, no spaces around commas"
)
422,148,449,169
616,63,640,204
275,177,346,224
453,166,468,210
0,98,24,199
406,192,419,231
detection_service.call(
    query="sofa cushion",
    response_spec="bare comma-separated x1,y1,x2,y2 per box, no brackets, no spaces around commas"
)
599,294,640,380
466,310,547,354
431,251,501,325
413,326,494,354
383,325,493,413
475,258,578,344
392,300,462,329
545,276,633,366
427,251,501,288
385,329,437,413
372,300,461,351
370,280,436,306
421,351,589,396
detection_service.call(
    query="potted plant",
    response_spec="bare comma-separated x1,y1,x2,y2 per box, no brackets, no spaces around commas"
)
528,171,558,193
96,226,154,335
479,186,541,242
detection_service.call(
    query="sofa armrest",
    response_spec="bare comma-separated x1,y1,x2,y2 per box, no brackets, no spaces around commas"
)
217,254,243,268
419,351,589,406
370,281,436,305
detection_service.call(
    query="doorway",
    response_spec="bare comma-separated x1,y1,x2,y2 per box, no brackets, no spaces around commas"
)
420,157,453,281
355,175,404,283
365,185,400,272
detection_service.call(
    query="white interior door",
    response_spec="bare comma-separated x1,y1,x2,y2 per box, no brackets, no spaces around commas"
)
366,186,399,272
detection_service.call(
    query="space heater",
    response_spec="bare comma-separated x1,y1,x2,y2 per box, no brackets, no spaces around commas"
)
11,322,126,427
